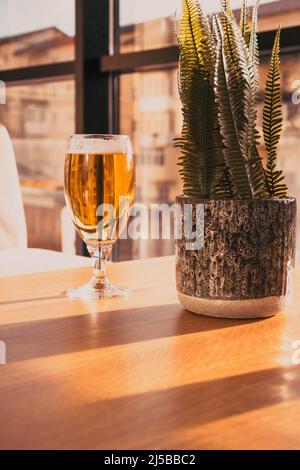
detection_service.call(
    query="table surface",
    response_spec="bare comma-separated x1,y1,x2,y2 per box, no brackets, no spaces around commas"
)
0,248,91,277
0,255,300,450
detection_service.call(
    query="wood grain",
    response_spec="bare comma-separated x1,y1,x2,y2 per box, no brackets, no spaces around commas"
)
0,255,300,450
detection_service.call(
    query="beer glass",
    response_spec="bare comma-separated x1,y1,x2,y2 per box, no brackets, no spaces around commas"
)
64,135,135,300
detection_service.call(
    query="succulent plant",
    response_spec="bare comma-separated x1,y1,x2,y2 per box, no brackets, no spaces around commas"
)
175,0,288,199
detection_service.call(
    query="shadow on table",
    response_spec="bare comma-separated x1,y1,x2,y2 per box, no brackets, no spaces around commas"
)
77,365,300,448
1,365,299,449
0,294,66,306
0,303,264,363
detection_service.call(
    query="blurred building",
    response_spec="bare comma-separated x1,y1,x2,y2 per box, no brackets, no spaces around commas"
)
120,0,300,258
0,28,74,251
0,27,73,69
0,0,299,258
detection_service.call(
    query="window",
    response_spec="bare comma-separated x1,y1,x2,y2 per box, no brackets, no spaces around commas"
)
117,0,300,261
0,0,75,69
258,0,300,31
138,149,165,166
120,70,181,259
0,0,75,254
0,1,299,261
120,70,181,203
119,0,291,53
258,52,300,256
0,80,75,251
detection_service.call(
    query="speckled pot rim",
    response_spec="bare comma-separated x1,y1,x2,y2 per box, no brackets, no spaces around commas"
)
176,195,296,205
177,291,288,319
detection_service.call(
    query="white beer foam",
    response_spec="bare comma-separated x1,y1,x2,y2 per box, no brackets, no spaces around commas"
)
67,135,132,155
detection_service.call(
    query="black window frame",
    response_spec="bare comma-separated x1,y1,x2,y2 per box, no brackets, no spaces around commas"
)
0,0,299,256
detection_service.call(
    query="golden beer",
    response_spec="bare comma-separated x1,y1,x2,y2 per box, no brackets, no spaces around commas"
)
65,152,135,246
64,135,135,300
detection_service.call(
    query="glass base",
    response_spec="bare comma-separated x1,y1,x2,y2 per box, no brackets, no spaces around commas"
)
67,281,130,300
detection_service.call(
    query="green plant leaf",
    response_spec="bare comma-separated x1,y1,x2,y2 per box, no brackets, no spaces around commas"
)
214,16,252,199
249,0,260,57
249,0,260,94
220,10,266,198
176,0,226,198
263,27,288,198
175,0,288,200
240,0,251,46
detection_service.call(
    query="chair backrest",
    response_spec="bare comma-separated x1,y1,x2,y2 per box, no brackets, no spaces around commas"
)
0,124,27,249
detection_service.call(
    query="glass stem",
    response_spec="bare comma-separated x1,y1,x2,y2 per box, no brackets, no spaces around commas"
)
88,245,113,290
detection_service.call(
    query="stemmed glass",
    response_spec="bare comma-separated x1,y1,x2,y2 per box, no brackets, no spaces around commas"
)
64,134,135,300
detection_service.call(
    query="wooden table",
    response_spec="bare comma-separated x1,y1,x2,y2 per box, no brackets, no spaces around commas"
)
0,255,300,450
0,248,91,277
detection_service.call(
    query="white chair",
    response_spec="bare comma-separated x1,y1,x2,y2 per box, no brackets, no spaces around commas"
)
0,124,27,249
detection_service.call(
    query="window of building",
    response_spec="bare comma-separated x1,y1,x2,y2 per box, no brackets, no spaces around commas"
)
138,149,165,166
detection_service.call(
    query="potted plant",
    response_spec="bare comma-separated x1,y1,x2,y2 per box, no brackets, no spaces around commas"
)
175,0,297,319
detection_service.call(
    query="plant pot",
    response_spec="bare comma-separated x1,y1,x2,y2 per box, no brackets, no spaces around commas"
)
176,196,297,319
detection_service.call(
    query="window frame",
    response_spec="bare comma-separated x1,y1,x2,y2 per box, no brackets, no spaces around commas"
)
0,0,299,256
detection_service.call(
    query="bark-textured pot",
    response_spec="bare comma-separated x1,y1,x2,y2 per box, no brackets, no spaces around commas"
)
176,196,297,319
